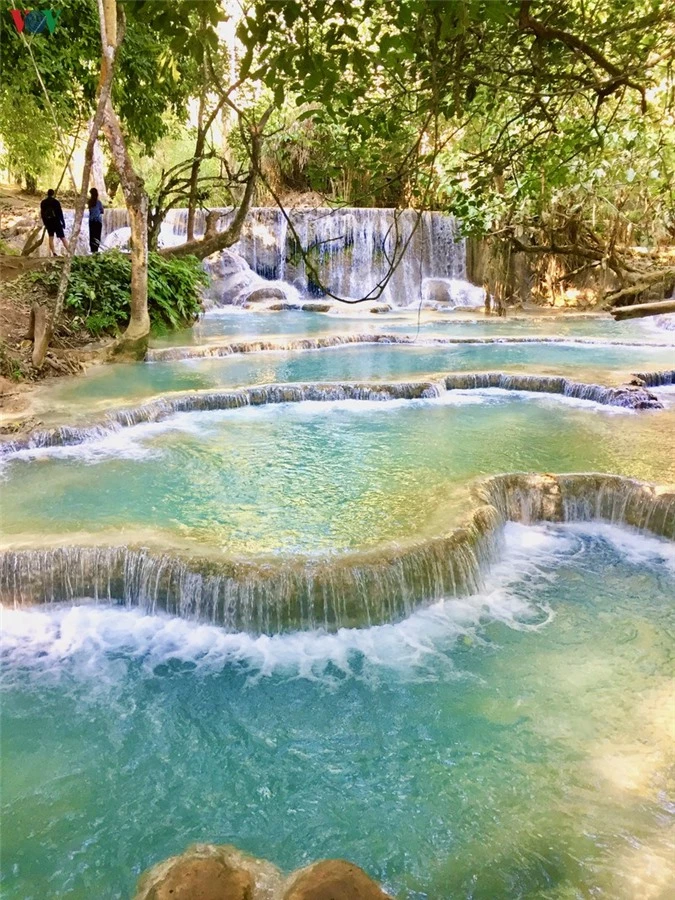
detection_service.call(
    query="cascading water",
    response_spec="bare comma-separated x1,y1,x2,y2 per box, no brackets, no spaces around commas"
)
100,206,484,309
2,474,673,632
0,370,668,458
229,207,472,306
3,263,675,898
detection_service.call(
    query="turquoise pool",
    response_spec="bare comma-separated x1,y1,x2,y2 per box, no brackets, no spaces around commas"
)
2,525,673,898
3,394,675,554
2,305,674,899
28,338,675,422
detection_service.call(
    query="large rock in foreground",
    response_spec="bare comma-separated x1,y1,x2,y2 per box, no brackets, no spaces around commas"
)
282,859,392,900
134,847,392,900
134,844,283,900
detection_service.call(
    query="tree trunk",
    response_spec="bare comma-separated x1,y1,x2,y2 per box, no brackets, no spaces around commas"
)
98,0,149,341
105,160,120,201
32,0,122,369
21,225,45,257
30,303,49,367
91,132,108,201
186,124,206,243
606,268,675,307
102,103,150,340
126,197,150,339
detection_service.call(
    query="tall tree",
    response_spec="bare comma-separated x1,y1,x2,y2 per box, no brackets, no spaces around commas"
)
99,0,149,340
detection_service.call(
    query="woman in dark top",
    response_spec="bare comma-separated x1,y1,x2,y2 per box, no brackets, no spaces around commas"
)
88,188,105,253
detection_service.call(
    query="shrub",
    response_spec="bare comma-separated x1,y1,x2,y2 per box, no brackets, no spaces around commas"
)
0,342,26,381
33,250,207,337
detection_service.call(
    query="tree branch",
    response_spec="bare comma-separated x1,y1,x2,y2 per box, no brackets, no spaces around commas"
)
160,106,273,261
518,0,647,111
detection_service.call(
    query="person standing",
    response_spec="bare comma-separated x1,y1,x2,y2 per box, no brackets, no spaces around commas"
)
40,189,70,256
87,188,105,253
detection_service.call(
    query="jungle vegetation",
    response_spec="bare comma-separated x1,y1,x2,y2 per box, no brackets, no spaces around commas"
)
1,0,673,342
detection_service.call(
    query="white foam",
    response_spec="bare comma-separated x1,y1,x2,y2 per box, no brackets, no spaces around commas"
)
0,411,231,471
563,521,675,573
0,386,639,473
8,522,666,684
1,426,159,468
653,385,675,409
644,313,675,336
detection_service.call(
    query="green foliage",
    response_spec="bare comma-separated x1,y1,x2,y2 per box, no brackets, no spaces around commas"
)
32,251,207,337
145,252,209,333
2,0,673,267
0,342,26,382
0,0,223,178
236,0,674,252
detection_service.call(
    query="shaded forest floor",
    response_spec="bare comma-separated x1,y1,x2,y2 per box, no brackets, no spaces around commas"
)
0,267,112,425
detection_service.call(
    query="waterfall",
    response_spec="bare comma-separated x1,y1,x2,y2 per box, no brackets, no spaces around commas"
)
0,381,443,456
1,474,672,633
630,369,675,387
229,207,478,307
99,206,481,308
442,372,664,409
0,370,668,459
231,207,471,306
482,473,675,538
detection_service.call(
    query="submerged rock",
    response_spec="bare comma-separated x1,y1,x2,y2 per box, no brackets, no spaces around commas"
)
422,277,485,308
134,844,283,900
282,859,392,900
268,302,302,311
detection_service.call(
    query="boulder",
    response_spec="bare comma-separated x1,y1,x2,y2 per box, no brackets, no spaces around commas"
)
135,844,283,900
423,278,453,304
301,303,332,313
369,305,391,314
140,857,251,900
246,287,287,303
282,859,392,900
422,277,485,308
612,385,662,410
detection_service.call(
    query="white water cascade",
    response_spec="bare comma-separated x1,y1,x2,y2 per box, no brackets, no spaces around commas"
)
101,207,485,309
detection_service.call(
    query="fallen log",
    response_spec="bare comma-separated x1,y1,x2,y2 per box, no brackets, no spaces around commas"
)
611,298,675,320
606,268,675,307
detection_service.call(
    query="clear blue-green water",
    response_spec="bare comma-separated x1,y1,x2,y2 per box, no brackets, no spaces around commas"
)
2,525,674,899
30,339,675,422
2,307,675,898
151,308,670,347
3,395,675,553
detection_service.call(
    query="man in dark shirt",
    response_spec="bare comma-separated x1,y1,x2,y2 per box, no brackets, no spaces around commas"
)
40,189,70,256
